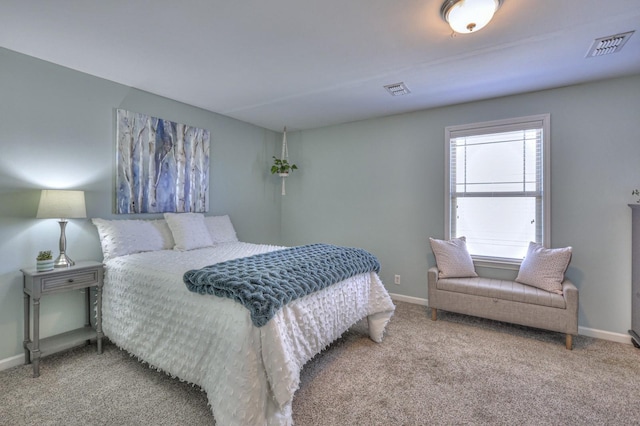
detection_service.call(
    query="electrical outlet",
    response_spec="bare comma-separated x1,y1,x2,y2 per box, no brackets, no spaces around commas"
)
394,274,401,285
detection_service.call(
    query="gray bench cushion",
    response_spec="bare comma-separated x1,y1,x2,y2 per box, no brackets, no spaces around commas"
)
437,276,566,309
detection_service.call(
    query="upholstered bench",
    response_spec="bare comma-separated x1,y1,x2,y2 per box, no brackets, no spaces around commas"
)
428,268,579,349
428,237,578,349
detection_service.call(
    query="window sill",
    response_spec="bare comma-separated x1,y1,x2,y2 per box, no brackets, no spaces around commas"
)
472,256,522,271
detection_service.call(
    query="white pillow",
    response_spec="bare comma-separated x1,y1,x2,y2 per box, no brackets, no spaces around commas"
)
204,215,239,243
164,212,213,251
91,218,174,261
516,242,572,294
429,236,478,278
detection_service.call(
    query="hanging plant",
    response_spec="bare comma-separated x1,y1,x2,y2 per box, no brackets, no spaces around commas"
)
271,156,298,176
274,126,297,195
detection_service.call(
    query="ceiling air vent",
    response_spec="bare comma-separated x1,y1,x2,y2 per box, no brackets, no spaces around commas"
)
384,82,411,96
586,31,634,57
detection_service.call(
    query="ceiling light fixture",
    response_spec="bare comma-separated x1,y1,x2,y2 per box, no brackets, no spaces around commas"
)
441,0,503,34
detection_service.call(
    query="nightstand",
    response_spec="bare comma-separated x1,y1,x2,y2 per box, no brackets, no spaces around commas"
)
21,260,104,377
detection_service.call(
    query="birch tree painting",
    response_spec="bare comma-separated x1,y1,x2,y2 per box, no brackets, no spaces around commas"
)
116,109,210,214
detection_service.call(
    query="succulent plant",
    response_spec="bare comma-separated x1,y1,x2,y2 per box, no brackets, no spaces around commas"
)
37,250,53,261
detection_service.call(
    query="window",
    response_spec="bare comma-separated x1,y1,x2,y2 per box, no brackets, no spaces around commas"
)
445,114,550,265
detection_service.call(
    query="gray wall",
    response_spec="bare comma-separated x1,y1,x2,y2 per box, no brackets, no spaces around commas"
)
0,48,282,360
281,74,640,337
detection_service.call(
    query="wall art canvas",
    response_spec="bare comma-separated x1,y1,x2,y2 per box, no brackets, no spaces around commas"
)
116,109,210,214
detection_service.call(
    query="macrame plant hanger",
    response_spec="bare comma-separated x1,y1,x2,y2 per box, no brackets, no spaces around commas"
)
280,126,288,196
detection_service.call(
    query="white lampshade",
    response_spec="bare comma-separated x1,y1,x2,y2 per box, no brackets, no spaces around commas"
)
441,0,502,34
36,190,87,219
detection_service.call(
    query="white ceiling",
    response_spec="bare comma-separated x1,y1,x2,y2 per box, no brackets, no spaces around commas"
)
1,1,639,131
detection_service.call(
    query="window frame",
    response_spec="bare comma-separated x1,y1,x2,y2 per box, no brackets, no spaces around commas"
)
444,113,551,269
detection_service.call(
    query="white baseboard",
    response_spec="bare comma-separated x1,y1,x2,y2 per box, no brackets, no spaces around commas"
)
0,340,97,372
0,353,24,372
389,293,633,345
578,326,632,345
389,293,428,306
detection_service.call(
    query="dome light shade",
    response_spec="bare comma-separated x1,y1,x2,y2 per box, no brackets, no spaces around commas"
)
441,0,503,34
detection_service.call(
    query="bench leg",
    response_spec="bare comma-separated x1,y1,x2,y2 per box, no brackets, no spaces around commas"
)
431,308,437,321
566,334,573,350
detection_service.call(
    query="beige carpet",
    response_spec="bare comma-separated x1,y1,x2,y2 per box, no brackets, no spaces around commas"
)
2,301,640,425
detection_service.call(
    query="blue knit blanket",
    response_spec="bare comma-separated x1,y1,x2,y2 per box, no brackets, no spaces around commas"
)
183,243,381,327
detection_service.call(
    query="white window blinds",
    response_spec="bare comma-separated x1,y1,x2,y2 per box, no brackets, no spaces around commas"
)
445,114,550,263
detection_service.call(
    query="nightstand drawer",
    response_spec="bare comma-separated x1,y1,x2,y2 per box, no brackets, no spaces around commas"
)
41,270,99,292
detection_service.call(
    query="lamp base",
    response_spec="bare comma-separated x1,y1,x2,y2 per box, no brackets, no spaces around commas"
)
54,253,75,268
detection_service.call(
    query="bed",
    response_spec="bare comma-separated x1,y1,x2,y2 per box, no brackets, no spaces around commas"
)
92,214,395,425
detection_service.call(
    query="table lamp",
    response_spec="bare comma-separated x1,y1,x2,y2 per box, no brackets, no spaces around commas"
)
36,190,87,268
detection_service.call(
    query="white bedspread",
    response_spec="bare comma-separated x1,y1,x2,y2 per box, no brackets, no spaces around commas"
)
102,242,395,425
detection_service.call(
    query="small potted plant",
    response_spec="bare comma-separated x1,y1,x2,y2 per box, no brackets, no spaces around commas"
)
271,156,298,177
633,189,640,203
36,250,54,272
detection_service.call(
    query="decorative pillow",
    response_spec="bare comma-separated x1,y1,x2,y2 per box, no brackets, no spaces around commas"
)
516,242,572,294
91,218,174,261
429,236,478,278
204,215,239,243
164,212,213,251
